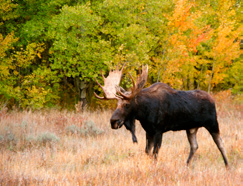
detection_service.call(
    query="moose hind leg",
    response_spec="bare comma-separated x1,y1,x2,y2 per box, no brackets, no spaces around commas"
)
210,132,229,168
186,128,199,165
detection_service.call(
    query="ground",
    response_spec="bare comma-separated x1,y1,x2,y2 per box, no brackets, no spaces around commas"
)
0,95,241,186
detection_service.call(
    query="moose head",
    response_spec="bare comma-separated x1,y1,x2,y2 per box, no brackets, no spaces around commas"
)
94,64,148,142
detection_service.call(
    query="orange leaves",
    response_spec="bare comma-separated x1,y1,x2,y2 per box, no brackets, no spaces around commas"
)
193,33,206,52
167,0,198,33
166,0,212,55
160,0,219,90
165,0,214,56
206,0,241,91
213,26,240,60
187,29,212,53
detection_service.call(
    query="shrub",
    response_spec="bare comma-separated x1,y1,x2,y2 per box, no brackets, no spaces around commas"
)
65,125,80,135
80,120,104,136
6,132,18,143
0,135,4,143
65,120,104,137
25,134,36,147
0,131,18,150
36,132,60,145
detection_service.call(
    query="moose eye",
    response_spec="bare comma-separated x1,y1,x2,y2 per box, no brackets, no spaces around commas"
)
124,103,130,109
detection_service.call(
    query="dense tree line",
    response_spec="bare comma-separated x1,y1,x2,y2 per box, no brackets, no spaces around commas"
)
0,0,241,109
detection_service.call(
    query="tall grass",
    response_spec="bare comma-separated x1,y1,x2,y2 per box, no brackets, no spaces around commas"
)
0,96,241,185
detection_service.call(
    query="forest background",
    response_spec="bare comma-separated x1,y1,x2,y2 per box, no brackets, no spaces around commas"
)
0,0,241,110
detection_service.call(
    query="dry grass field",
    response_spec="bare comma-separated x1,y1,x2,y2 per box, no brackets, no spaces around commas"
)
0,94,242,185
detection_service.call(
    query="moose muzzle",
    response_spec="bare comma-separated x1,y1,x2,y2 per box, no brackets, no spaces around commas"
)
110,119,124,129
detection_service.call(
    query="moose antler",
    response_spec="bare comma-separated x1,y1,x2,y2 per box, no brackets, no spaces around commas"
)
94,64,125,100
117,65,148,100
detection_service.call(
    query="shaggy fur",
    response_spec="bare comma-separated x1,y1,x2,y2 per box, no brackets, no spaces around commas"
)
110,82,229,167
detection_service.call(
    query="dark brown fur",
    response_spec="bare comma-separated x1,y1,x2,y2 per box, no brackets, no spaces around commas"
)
111,82,229,167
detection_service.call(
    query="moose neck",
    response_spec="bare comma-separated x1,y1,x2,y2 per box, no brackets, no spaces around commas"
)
131,94,153,123
130,86,166,134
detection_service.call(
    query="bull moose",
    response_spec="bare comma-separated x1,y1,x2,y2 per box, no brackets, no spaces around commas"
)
94,64,229,167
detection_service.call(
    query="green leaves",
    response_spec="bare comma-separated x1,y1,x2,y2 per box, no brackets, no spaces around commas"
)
0,0,241,109
48,4,111,80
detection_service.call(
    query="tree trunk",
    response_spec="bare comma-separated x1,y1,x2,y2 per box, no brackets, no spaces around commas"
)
208,59,216,93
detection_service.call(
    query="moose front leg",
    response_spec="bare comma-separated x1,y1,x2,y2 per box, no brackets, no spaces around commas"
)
153,133,163,160
145,133,154,155
124,119,137,143
128,129,137,143
125,124,137,143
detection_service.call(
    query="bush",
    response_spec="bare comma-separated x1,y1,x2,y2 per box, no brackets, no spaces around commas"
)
80,120,104,136
0,135,4,143
36,132,60,146
65,120,104,137
25,134,36,147
65,125,80,135
0,131,18,150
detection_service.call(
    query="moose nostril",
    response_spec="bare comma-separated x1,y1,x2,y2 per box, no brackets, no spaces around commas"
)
110,119,119,129
110,119,117,125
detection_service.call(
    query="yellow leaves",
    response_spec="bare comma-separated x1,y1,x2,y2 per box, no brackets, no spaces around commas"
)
0,65,10,76
0,32,19,82
0,32,18,58
27,42,45,57
13,70,18,76
21,85,49,109
138,3,145,11
212,10,240,62
209,21,240,89
13,42,45,67
118,44,124,51
0,0,18,21
37,53,41,59
217,25,233,38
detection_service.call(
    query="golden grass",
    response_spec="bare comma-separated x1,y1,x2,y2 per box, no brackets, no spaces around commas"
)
0,100,242,186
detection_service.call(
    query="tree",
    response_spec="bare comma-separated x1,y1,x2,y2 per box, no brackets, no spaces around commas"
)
0,0,240,109
155,0,212,90
0,0,19,105
205,0,240,92
47,4,112,106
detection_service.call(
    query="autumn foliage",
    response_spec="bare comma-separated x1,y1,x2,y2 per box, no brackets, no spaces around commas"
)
0,0,241,109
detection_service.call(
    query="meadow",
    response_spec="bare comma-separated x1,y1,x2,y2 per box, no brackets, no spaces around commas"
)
0,94,241,186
